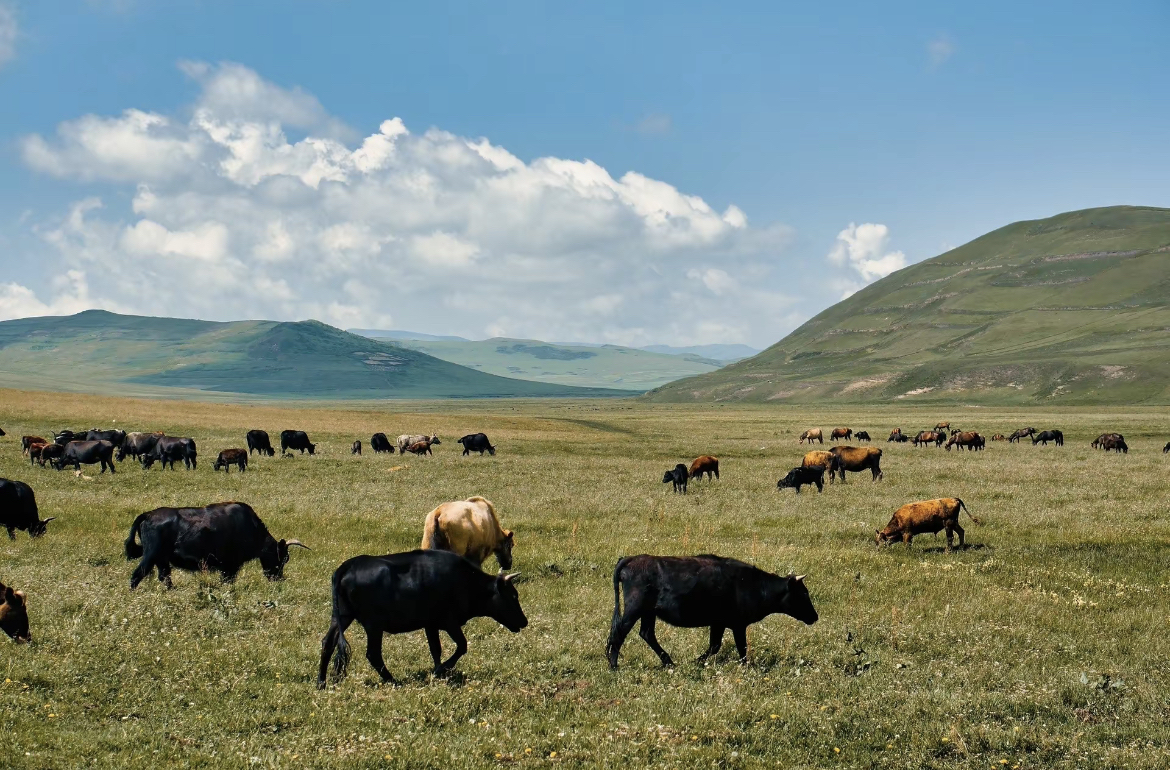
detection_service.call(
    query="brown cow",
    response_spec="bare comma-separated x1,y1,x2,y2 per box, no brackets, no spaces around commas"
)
801,450,839,484
27,442,48,466
21,436,47,456
421,496,514,569
1008,427,1036,443
876,498,980,552
0,580,30,642
913,430,945,448
990,434,1007,441
1090,433,1123,450
37,443,64,468
935,422,951,431
212,448,248,472
798,428,823,445
830,427,852,442
945,431,982,451
829,446,882,482
689,455,720,481
405,441,433,456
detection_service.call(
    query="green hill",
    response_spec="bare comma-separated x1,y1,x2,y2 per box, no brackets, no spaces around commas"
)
364,336,725,390
646,205,1170,404
0,311,634,400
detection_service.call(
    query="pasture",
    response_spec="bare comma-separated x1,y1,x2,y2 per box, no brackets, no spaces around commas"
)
2,390,1169,769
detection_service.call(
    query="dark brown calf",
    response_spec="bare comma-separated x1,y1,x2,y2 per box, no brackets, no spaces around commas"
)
688,455,719,481
213,448,248,472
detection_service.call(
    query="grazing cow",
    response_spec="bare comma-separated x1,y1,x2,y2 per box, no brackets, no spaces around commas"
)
1101,435,1128,453
876,498,980,552
1008,427,1037,443
54,430,85,445
689,455,720,481
37,443,64,469
317,550,526,688
830,427,852,442
1090,433,1124,450
935,422,951,431
351,440,362,455
0,580,30,643
457,433,496,456
854,431,871,442
0,479,55,540
281,430,316,456
85,429,126,446
117,432,163,462
829,446,883,482
777,465,825,494
798,428,823,445
887,428,903,442
124,502,308,589
27,442,48,466
991,434,1007,441
888,432,910,443
52,440,117,473
142,437,198,470
21,436,46,455
0,427,4,436
913,430,945,448
421,496,514,569
1032,430,1064,446
663,464,689,494
605,555,817,669
404,441,433,456
247,430,275,457
213,448,248,472
398,433,441,454
945,431,983,451
370,433,395,454
801,450,839,484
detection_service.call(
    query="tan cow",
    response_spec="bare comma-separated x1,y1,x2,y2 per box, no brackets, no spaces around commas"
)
830,427,852,442
829,446,883,482
421,496,514,570
689,455,720,481
0,580,30,642
876,498,980,552
801,450,839,483
798,428,823,445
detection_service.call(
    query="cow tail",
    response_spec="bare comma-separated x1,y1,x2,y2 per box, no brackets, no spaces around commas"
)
958,499,982,525
333,631,351,681
124,512,149,559
423,511,448,551
605,558,629,657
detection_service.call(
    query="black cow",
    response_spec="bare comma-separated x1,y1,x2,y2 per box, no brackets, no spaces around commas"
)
777,465,825,494
854,431,871,442
280,430,316,456
52,440,117,473
370,433,394,454
1032,429,1064,446
0,479,55,539
86,429,126,446
605,555,818,669
662,464,688,494
124,502,308,589
117,432,163,462
142,437,198,470
213,448,248,472
247,430,275,457
351,440,362,455
54,430,87,445
457,433,495,456
317,549,526,688
1164,442,1170,454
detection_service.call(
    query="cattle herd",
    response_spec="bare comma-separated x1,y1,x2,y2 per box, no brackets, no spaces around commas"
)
0,418,1163,689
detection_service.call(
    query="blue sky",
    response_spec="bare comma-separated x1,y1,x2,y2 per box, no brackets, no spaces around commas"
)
0,0,1167,347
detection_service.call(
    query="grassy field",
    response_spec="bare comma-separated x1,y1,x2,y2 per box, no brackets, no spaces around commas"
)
1,390,1169,768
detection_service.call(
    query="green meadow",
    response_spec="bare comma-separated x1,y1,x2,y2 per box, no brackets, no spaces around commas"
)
2,390,1168,768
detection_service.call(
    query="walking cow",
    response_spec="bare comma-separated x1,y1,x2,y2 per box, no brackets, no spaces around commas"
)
457,433,495,456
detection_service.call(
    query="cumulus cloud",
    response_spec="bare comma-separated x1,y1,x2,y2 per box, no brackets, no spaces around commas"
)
0,3,17,69
11,62,797,346
927,34,956,68
827,222,906,298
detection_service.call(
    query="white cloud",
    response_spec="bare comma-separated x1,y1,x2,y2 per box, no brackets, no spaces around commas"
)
0,3,18,69
14,62,798,346
827,222,907,298
927,34,956,68
634,113,672,136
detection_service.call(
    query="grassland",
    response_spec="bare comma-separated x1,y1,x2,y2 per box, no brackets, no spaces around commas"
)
649,206,1170,404
1,391,1169,768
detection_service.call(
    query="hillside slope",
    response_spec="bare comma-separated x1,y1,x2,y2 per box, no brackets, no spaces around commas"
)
646,206,1170,404
0,311,633,399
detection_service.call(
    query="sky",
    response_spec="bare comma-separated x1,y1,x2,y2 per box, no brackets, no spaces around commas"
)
0,1,1167,349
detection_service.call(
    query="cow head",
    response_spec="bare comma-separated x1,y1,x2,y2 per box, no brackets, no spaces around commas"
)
875,528,897,546
429,434,441,445
489,571,528,632
494,530,515,570
260,538,310,580
307,444,316,456
778,574,818,625
776,469,801,490
0,584,30,642
28,516,55,538
662,470,676,484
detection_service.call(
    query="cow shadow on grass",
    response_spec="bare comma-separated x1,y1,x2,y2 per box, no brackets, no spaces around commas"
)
915,542,993,555
363,669,468,688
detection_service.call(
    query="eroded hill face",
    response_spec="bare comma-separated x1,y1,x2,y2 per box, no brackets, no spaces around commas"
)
646,206,1170,404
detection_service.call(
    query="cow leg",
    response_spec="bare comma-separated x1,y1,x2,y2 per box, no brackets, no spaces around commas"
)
6,526,15,540
638,615,674,667
439,626,469,672
697,626,724,663
424,627,446,674
130,547,160,589
953,522,965,549
815,478,823,493
903,532,913,547
606,590,644,669
732,626,749,663
156,560,174,589
361,624,396,684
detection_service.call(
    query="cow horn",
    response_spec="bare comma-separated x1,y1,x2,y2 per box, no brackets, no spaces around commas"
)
285,539,311,550
504,572,521,583
41,517,56,524
795,574,806,582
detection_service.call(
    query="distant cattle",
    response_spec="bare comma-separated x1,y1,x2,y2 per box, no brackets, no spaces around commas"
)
854,431,871,442
247,430,275,457
213,448,248,472
21,436,46,455
52,440,117,473
404,441,433,456
0,579,30,643
913,430,945,448
124,502,308,589
876,497,980,552
1101,435,1128,453
117,432,164,462
945,431,984,451
54,430,86,445
398,433,440,454
798,429,823,445
457,433,495,456
351,440,362,455
801,450,840,483
935,422,951,431
36,444,64,468
777,465,826,494
990,434,1007,441
1091,433,1124,450
0,427,4,436
689,455,720,481
422,496,514,570
27,442,49,466
142,437,198,470
829,446,883,482
86,429,126,446
830,427,852,442
1032,430,1064,446
0,478,54,540
370,433,394,454
317,550,526,688
663,464,688,494
605,555,817,669
887,428,903,442
1164,442,1170,454
280,430,316,456
1008,427,1037,443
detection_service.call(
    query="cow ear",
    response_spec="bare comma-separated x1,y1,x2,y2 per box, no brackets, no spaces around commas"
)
3,587,15,605
12,590,25,605
504,530,514,542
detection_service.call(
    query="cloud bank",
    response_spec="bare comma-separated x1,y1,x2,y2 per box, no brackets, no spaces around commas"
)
13,62,799,346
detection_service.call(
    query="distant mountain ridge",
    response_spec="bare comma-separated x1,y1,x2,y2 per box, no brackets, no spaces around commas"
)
646,206,1170,404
